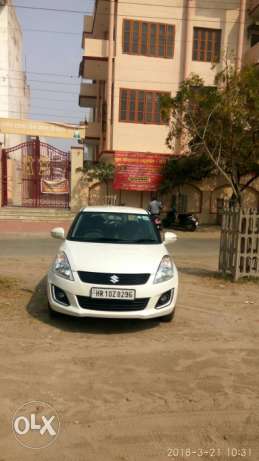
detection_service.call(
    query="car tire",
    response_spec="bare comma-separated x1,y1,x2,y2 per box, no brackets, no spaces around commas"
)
160,309,175,323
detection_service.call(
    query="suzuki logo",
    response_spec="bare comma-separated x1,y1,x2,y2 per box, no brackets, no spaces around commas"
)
110,275,119,284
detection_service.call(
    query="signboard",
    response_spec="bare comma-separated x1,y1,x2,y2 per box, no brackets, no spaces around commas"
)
0,118,86,140
113,152,169,191
41,179,69,194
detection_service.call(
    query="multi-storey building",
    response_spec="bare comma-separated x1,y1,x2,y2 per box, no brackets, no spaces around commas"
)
0,0,30,146
0,0,30,205
79,0,259,219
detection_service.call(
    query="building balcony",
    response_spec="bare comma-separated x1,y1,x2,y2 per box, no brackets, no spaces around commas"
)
83,37,109,57
244,42,259,65
81,16,94,46
85,122,101,145
79,83,97,108
83,16,94,34
81,0,109,40
80,38,109,80
249,0,259,17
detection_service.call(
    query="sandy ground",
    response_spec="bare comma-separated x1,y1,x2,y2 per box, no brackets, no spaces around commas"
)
0,230,259,461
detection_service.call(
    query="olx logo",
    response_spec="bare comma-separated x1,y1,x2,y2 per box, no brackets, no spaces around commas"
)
12,401,60,449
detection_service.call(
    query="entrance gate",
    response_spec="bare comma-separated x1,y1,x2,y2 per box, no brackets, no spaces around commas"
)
1,138,70,208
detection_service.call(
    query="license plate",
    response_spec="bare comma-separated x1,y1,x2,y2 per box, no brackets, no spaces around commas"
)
91,288,135,300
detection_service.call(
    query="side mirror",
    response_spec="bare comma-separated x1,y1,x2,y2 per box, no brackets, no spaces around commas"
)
164,231,177,243
51,227,65,240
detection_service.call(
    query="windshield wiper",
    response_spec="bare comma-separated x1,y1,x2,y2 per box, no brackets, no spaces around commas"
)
70,238,119,243
87,238,123,243
132,239,158,243
70,237,158,244
85,238,133,243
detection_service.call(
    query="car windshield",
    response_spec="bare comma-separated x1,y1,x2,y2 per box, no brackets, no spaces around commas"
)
67,211,161,244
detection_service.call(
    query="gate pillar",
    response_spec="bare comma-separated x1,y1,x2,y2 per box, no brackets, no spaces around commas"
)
70,146,84,211
0,143,2,207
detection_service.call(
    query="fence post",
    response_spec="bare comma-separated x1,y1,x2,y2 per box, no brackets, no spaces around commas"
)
233,208,242,281
220,206,259,281
70,146,84,211
219,207,226,273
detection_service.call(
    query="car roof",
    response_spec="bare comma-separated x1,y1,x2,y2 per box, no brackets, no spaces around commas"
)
81,206,149,215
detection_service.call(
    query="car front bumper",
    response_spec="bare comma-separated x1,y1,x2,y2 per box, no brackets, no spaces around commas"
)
47,270,178,320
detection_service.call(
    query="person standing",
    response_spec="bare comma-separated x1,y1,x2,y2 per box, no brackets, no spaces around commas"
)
149,195,163,216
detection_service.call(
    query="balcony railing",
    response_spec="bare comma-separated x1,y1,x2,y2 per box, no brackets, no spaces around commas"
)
83,37,109,58
85,122,101,142
83,16,94,34
80,37,110,80
79,83,97,108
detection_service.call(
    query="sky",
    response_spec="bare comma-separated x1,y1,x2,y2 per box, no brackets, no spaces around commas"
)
14,0,95,150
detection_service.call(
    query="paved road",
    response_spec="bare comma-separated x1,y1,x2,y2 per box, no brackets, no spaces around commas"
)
0,236,60,257
0,233,220,261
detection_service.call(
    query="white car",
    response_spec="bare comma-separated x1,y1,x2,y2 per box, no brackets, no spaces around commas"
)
47,206,178,322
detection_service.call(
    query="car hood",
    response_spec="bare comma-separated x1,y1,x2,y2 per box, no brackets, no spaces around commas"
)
60,240,168,274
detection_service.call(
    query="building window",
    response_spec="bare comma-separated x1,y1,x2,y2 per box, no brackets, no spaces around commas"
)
247,24,259,48
122,19,175,58
251,33,259,47
119,89,168,124
193,27,221,62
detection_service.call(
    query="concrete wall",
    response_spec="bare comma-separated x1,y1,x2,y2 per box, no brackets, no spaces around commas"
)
162,175,259,225
68,158,259,224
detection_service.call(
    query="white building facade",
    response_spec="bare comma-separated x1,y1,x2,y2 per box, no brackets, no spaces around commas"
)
79,0,259,219
0,0,30,205
0,0,30,146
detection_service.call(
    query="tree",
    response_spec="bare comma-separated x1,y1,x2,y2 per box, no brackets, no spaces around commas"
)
160,153,214,194
161,64,259,205
77,161,115,195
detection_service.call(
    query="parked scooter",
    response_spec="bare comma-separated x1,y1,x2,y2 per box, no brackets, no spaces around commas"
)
163,211,198,232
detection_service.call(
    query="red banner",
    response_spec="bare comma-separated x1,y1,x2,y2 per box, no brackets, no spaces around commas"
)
113,152,169,191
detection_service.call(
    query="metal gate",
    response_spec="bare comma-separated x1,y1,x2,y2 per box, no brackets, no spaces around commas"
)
1,138,70,208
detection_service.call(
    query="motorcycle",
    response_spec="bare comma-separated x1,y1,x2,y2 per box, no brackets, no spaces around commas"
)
162,211,198,232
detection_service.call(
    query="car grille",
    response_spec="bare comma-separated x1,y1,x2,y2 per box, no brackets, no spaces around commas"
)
77,296,149,312
78,272,150,286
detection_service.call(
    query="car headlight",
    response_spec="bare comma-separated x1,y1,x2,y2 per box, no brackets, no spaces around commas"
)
52,251,74,281
154,256,174,284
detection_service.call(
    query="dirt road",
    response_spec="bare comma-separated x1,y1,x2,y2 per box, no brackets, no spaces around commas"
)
0,231,258,461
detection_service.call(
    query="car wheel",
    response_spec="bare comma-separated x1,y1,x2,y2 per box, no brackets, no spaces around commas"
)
160,309,175,323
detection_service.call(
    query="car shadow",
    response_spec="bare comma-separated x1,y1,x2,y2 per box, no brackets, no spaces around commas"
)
178,266,224,279
26,277,160,334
